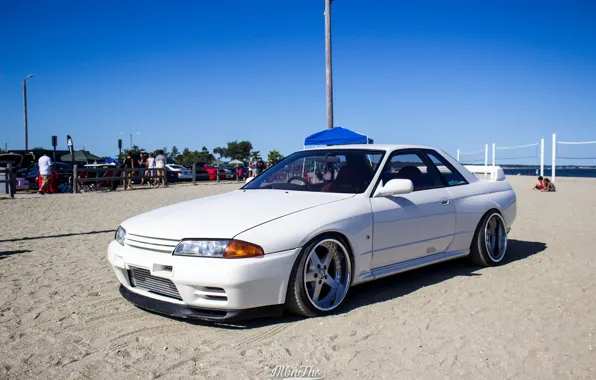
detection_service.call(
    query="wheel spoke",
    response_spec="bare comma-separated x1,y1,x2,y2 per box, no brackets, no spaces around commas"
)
324,274,337,289
305,271,317,283
494,223,500,256
310,252,322,268
312,282,323,302
322,251,334,268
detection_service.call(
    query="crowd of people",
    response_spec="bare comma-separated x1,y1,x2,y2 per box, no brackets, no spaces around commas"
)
247,157,271,178
531,176,556,192
121,150,168,189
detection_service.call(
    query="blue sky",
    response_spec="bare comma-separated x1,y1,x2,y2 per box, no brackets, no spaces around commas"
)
1,0,595,164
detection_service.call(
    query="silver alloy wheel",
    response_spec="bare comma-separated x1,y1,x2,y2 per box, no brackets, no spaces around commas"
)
303,238,352,311
484,213,508,262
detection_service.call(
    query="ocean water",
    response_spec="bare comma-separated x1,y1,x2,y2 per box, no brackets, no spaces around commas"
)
502,168,596,178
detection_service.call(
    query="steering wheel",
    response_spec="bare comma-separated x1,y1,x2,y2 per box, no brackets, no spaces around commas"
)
287,176,312,189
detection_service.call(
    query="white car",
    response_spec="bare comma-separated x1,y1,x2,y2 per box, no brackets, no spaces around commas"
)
166,164,193,181
107,144,516,322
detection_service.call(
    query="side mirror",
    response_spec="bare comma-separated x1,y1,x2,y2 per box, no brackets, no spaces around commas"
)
374,179,413,197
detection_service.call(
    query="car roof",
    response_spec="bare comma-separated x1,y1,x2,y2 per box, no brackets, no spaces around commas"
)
302,144,436,152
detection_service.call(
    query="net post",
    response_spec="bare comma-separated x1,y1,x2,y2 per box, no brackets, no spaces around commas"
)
552,133,556,182
456,149,460,162
540,138,544,177
192,163,196,186
484,144,488,177
73,164,78,194
492,143,496,167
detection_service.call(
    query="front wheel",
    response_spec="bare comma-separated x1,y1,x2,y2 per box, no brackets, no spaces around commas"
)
285,236,352,317
469,211,508,267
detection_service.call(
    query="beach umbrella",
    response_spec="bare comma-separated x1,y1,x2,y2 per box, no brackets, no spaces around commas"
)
211,160,225,166
60,150,102,163
229,159,244,166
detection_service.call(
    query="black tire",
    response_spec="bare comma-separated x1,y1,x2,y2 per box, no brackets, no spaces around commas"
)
285,234,352,317
468,211,508,267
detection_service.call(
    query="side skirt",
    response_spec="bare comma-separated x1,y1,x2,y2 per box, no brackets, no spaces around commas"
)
357,249,470,283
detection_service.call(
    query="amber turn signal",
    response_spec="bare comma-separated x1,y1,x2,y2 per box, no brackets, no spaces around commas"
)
223,240,264,258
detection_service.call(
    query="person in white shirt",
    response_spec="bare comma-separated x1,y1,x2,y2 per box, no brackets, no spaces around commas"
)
146,153,156,186
38,151,53,194
154,150,168,187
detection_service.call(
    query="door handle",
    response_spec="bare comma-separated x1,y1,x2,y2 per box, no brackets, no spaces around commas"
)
440,198,450,205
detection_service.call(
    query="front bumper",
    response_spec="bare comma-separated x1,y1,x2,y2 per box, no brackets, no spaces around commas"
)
107,241,300,322
119,285,284,322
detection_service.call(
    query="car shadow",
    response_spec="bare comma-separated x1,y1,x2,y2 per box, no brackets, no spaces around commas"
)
0,249,32,259
0,229,114,243
175,239,546,329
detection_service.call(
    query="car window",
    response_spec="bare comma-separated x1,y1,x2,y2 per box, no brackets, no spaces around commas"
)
424,151,468,186
380,151,443,191
243,149,385,194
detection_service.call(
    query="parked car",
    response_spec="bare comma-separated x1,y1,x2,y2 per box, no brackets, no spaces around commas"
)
166,164,193,181
25,162,73,190
108,144,516,322
204,165,229,181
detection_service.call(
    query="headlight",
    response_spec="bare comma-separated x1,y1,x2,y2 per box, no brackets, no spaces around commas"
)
173,239,264,259
115,226,126,246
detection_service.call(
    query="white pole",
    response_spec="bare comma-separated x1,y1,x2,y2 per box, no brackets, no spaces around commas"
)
484,144,488,176
540,138,544,177
492,143,496,167
552,133,556,182
456,149,460,162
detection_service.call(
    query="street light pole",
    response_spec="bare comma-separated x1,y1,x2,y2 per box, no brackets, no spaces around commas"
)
325,0,334,130
120,132,140,150
23,74,34,150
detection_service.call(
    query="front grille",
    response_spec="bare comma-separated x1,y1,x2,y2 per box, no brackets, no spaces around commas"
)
128,267,182,300
124,234,179,253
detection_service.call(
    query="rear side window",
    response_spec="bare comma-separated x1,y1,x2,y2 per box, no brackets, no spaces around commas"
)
425,151,468,186
381,152,444,191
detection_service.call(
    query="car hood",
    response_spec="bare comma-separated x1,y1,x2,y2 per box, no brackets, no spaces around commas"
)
121,190,354,240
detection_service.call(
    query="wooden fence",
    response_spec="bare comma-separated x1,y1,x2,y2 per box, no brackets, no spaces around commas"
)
0,163,16,198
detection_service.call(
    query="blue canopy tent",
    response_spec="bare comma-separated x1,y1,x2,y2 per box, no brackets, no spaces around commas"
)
304,127,373,147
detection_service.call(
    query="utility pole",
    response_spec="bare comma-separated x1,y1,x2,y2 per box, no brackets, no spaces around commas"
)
325,0,334,129
23,74,34,150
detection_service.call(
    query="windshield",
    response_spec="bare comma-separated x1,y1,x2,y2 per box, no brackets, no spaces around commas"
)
243,149,385,193
168,164,185,169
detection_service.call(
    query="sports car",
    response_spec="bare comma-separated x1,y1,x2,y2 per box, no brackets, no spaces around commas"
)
107,144,516,322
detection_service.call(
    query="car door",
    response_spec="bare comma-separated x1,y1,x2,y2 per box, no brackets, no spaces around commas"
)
370,150,456,269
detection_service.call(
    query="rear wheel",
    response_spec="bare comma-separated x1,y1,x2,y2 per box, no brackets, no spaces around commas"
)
469,211,508,267
285,236,352,317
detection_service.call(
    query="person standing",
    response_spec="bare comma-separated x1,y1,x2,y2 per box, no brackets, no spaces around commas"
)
146,153,156,186
123,153,135,189
38,151,53,194
154,150,168,187
138,153,148,185
248,157,254,177
256,158,265,176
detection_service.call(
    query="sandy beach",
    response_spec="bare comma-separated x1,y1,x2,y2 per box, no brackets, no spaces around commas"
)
1,176,595,380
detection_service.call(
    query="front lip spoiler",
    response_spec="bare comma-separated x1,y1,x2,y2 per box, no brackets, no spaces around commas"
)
119,285,284,323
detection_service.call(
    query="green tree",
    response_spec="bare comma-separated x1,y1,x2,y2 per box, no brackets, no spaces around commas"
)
117,145,145,161
174,147,217,167
169,146,180,161
197,146,215,163
250,150,261,160
267,150,284,165
213,146,227,159
214,140,253,161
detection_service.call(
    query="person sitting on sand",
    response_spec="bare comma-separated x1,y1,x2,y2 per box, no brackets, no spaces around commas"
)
531,176,545,190
541,178,556,192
